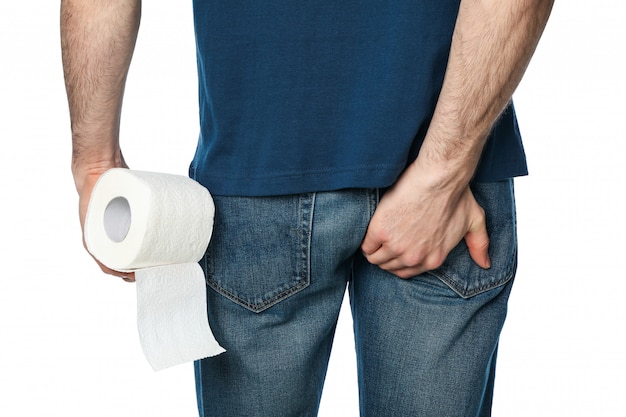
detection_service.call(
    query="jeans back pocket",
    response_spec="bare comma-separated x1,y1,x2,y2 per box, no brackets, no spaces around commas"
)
427,180,518,298
203,194,314,313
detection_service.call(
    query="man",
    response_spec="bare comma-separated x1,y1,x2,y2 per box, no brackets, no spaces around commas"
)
61,0,553,416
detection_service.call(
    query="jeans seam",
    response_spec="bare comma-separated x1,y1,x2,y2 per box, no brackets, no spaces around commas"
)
370,188,379,219
302,192,315,292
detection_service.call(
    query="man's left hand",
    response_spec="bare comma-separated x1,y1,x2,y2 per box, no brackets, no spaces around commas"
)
361,164,491,279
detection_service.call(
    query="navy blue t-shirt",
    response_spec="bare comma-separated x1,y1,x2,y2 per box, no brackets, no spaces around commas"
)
190,0,527,196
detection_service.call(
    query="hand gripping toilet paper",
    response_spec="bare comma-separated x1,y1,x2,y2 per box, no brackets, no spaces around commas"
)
84,168,225,371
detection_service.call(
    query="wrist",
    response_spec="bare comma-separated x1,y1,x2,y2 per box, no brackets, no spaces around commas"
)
408,123,486,193
71,146,126,195
407,152,475,195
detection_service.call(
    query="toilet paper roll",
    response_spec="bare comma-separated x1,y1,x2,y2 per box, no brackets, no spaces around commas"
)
84,168,225,371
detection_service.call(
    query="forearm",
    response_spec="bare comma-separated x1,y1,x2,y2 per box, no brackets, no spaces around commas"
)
415,0,553,188
60,0,141,190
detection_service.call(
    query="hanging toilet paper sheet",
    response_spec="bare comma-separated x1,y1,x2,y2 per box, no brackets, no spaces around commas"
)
84,168,225,371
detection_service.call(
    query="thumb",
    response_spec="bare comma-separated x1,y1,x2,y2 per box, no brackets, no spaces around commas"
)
464,220,491,269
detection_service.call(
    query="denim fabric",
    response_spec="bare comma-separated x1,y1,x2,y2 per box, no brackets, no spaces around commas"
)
195,180,517,417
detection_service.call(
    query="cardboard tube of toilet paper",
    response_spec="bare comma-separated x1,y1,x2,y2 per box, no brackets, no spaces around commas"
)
84,168,225,371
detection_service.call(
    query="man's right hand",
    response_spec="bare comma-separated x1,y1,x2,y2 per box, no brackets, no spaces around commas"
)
74,162,135,282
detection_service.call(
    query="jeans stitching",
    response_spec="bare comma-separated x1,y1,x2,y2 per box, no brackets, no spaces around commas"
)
207,278,310,313
429,247,517,298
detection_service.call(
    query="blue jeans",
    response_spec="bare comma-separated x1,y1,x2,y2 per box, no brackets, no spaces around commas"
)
195,180,517,417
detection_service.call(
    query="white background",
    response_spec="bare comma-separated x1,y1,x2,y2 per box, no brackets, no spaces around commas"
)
1,1,624,416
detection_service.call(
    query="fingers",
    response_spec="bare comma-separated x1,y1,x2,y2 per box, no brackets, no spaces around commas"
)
364,233,489,280
360,233,383,258
362,243,448,279
92,254,135,282
361,224,441,278
362,232,441,274
101,265,135,283
109,268,135,283
119,272,135,283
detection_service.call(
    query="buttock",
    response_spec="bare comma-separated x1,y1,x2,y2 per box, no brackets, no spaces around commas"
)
426,179,518,298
